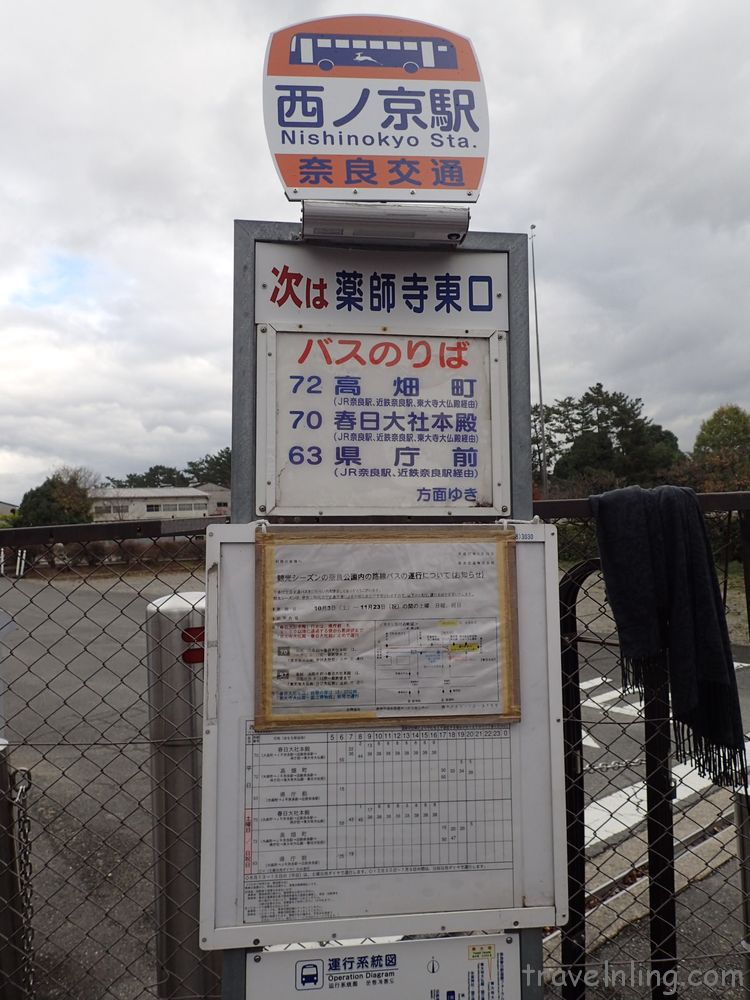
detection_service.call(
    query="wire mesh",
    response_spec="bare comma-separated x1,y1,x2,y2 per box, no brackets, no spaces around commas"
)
543,507,750,999
0,529,220,1000
0,502,747,999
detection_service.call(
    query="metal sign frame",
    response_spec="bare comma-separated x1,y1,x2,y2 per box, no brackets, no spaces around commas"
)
247,932,521,998
254,322,512,518
199,520,567,950
231,221,532,523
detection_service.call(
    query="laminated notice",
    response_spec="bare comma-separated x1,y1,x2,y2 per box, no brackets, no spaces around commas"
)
256,526,519,727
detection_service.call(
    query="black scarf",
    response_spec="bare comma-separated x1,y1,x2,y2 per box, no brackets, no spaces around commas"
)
590,485,747,789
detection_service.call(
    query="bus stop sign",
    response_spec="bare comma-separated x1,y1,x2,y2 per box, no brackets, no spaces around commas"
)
263,15,489,202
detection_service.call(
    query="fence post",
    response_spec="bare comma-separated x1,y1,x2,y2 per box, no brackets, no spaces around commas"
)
643,655,677,999
0,601,25,997
734,793,750,999
0,744,25,1000
145,592,222,999
559,558,600,1000
740,510,750,643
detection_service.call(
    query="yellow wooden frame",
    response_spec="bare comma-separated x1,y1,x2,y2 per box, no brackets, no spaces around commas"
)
255,524,520,729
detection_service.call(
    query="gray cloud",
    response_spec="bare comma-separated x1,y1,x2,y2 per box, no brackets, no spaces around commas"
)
1,0,749,503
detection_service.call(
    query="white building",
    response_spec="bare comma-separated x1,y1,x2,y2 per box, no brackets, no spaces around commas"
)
0,500,18,519
89,487,212,522
195,482,231,517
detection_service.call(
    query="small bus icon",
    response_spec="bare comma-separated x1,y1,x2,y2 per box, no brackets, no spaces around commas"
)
296,959,323,989
289,31,458,73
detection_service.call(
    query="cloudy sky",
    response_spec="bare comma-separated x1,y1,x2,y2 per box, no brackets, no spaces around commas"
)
2,0,749,503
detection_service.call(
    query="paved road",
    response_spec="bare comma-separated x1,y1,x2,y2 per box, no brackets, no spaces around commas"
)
580,857,746,999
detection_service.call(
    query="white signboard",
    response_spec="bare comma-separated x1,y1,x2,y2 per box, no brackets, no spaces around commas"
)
255,243,508,329
249,933,521,998
263,15,489,202
256,529,519,725
254,243,511,517
200,522,567,948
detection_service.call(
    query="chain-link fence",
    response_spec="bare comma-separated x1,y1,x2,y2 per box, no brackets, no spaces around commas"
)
539,495,750,999
0,499,748,999
0,519,222,1000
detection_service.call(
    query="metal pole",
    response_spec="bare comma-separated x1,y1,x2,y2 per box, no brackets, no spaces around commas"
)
146,594,222,999
559,558,600,1000
733,792,750,999
529,225,549,498
223,950,247,999
0,746,25,999
740,510,750,643
520,929,545,1000
644,656,677,999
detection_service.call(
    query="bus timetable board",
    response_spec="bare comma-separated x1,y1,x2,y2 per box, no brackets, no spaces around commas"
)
199,521,567,948
263,15,489,202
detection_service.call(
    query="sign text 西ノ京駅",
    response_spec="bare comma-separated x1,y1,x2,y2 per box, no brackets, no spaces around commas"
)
263,15,488,201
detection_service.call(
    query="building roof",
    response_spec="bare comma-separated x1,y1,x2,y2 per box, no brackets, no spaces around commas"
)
90,487,209,500
196,482,230,492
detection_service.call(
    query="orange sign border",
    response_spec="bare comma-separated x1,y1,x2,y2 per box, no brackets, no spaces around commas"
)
274,152,485,192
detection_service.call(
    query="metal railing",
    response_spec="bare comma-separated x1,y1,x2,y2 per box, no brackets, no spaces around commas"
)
535,493,750,999
0,495,748,998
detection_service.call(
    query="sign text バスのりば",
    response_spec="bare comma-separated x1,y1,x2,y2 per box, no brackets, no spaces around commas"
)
295,336,471,369
268,330,492,511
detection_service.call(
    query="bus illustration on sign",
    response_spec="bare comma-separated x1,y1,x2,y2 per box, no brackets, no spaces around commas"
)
296,959,323,989
263,15,488,203
289,31,459,74
300,963,319,985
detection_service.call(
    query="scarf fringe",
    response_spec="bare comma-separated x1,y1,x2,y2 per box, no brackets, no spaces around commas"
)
620,654,652,699
674,722,748,791
620,655,748,791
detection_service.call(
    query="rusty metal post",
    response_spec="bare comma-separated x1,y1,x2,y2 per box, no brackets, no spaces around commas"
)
0,744,24,1000
0,604,24,999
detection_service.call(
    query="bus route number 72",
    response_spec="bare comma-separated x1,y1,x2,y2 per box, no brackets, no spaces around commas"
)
289,374,322,394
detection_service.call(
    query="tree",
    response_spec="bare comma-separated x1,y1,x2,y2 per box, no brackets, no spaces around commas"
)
615,421,681,483
105,449,232,490
17,466,96,526
693,405,750,458
553,430,615,481
676,404,750,493
184,447,231,488
106,465,190,489
533,383,683,495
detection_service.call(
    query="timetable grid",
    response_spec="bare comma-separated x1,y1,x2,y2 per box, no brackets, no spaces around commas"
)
244,726,512,881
